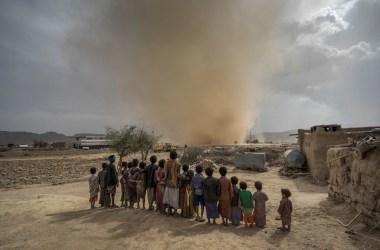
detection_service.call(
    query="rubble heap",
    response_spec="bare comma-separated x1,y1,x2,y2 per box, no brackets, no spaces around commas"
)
195,158,219,170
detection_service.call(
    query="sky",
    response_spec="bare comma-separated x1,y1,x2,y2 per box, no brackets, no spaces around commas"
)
0,0,379,142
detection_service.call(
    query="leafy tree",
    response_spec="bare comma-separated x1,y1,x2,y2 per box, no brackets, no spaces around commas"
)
105,125,140,167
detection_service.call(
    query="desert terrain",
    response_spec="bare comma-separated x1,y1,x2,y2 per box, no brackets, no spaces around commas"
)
0,147,379,250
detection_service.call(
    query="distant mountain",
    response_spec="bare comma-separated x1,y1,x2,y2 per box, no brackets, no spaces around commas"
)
0,129,298,146
252,130,298,143
0,131,74,145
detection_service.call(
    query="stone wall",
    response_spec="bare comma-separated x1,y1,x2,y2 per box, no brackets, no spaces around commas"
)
327,147,380,226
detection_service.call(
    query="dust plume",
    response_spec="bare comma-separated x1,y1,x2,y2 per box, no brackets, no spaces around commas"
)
66,0,284,144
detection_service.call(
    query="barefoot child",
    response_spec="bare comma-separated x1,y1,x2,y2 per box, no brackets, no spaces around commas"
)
122,168,129,209
218,166,233,226
135,162,147,209
278,188,293,232
155,159,166,213
239,181,254,228
98,163,107,207
191,165,205,222
119,161,127,207
180,164,195,218
230,176,242,226
128,161,138,208
89,167,99,209
203,167,220,225
145,156,158,211
252,181,268,228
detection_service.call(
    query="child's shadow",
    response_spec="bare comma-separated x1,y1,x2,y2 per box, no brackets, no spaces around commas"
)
267,229,288,245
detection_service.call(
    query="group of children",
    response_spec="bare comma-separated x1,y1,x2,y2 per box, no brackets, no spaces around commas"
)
88,153,293,231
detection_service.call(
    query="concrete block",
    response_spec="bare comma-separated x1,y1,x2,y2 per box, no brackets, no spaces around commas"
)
235,152,266,171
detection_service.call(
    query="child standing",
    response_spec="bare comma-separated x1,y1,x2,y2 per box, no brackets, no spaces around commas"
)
239,181,254,228
203,167,220,225
120,168,126,207
128,161,138,208
155,159,166,213
218,166,233,226
278,188,293,232
135,162,147,209
252,181,268,228
191,165,205,222
122,168,129,209
98,163,107,207
89,167,99,209
180,164,195,218
145,156,158,211
230,176,242,226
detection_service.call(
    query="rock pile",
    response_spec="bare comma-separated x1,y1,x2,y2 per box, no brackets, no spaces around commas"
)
197,158,219,170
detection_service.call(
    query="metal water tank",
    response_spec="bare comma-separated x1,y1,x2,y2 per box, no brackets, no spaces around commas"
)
284,150,305,168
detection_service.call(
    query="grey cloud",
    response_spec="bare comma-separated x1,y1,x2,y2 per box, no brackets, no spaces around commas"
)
258,0,380,132
0,0,379,137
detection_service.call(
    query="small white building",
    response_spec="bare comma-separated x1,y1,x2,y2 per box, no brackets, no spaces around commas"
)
73,135,108,149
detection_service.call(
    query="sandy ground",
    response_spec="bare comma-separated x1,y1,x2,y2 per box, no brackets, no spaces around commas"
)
0,151,379,250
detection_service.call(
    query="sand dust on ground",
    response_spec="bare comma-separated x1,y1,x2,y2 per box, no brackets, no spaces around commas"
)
0,150,379,250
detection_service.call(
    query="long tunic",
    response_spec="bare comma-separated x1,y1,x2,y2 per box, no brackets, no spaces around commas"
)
180,170,195,218
204,176,220,219
89,175,99,198
278,198,292,226
128,167,137,202
120,176,125,202
231,185,242,223
98,169,107,205
145,163,158,188
135,169,146,199
98,170,107,189
252,190,268,227
204,177,220,203
218,176,233,219
122,172,129,201
155,168,166,212
105,163,118,187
